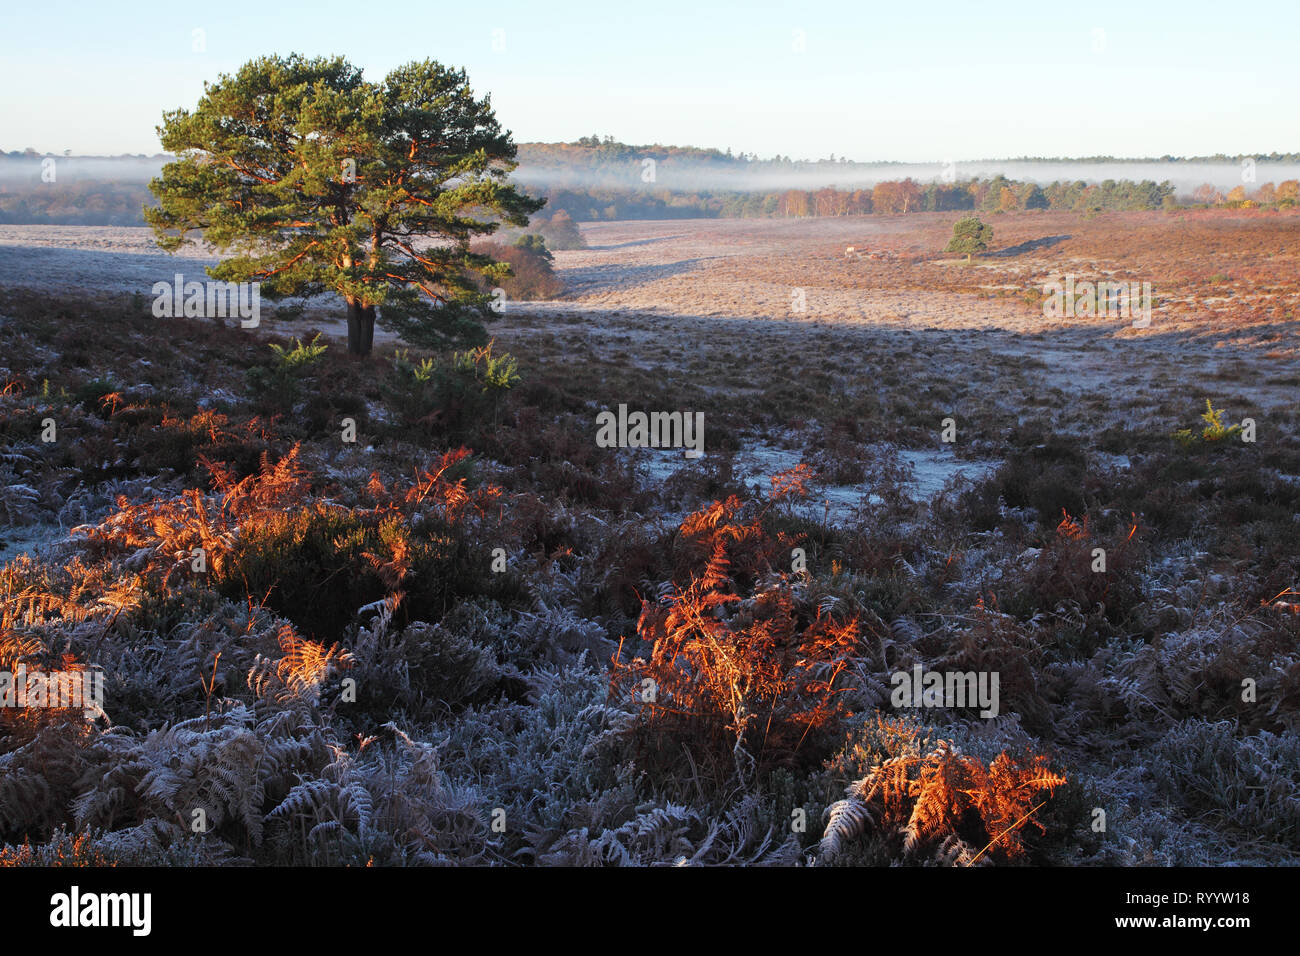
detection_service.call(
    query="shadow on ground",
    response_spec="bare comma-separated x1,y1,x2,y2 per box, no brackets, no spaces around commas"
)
987,235,1073,258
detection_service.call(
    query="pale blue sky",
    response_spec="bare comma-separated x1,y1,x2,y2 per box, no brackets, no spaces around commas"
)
2,0,1295,160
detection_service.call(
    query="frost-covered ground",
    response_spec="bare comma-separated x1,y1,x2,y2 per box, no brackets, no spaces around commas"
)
2,218,1297,407
632,440,999,526
2,213,1299,867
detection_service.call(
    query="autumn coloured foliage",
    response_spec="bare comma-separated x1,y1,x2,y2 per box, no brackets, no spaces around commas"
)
612,488,863,785
67,444,507,640
821,725,1068,865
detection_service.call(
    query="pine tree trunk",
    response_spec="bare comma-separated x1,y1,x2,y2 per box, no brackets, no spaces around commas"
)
360,305,375,356
345,301,376,356
346,300,363,356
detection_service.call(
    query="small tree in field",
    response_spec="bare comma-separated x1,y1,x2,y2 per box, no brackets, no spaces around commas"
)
945,216,993,262
146,54,543,356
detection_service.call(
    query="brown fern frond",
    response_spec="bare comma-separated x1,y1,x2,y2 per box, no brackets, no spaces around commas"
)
275,624,354,699
828,740,1067,864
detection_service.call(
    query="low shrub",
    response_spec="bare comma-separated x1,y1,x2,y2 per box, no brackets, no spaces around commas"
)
245,335,328,413
470,240,564,300
383,343,520,443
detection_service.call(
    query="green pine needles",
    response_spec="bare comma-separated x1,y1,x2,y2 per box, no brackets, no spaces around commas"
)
247,334,328,411
945,216,993,261
1173,399,1244,448
386,341,521,437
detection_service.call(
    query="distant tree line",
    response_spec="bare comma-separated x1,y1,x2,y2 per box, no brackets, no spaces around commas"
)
0,181,152,225
528,139,841,169
527,176,1183,222
992,152,1300,164
1189,180,1299,208
531,140,1300,172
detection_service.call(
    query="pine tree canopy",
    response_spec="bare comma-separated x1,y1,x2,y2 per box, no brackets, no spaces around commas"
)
945,216,993,256
145,53,544,355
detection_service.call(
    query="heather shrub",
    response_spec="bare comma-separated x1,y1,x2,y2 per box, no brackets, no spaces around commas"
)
215,505,454,640
130,409,270,479
987,439,1090,527
71,378,119,417
921,598,1054,732
489,409,648,512
1001,510,1146,655
214,463,515,641
302,391,369,436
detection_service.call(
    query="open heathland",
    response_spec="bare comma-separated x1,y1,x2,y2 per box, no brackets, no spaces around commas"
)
1,208,1298,865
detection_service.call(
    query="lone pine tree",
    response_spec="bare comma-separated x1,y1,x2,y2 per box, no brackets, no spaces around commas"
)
146,54,543,356
945,216,993,262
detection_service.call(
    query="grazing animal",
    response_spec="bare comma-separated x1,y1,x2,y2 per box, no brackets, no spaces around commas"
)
844,246,860,259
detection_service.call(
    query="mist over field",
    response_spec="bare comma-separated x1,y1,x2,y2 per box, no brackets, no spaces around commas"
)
510,155,1300,196
0,155,164,184
4,151,1300,196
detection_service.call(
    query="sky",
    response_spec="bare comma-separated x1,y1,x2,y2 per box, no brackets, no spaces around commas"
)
2,0,1296,161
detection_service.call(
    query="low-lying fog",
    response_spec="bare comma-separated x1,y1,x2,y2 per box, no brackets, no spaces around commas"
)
3,154,1297,196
